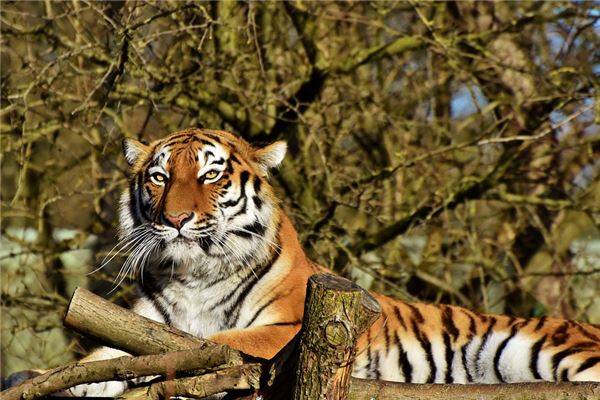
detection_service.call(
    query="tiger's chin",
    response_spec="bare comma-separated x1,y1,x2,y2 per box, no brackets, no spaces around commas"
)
161,238,207,266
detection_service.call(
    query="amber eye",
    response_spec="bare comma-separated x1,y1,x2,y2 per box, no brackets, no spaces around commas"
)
203,170,220,181
150,172,167,185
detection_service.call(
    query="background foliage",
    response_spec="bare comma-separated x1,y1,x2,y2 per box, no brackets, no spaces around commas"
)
1,1,599,376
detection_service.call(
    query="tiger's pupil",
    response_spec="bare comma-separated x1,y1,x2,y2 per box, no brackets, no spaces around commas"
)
205,171,218,179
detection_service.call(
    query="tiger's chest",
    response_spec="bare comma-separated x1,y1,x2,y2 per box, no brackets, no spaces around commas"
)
166,285,226,337
146,277,242,338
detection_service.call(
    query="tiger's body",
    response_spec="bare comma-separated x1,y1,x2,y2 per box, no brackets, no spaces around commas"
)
61,128,600,395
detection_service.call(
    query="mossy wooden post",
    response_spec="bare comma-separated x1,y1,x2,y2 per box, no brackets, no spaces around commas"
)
292,273,381,400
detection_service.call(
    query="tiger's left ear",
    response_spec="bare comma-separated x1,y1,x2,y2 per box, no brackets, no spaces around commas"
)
123,138,150,167
253,141,287,174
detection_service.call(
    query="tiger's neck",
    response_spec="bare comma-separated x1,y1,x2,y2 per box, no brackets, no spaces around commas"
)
136,206,314,334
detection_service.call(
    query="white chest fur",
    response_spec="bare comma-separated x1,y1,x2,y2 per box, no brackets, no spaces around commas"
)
133,272,245,338
163,282,229,337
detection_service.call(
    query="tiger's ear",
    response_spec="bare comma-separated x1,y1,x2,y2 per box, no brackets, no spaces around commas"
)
253,141,287,174
122,138,150,166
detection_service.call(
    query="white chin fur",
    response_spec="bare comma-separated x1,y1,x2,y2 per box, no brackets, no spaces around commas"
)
162,240,205,264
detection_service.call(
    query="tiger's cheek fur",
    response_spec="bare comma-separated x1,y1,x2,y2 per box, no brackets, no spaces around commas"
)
143,182,164,220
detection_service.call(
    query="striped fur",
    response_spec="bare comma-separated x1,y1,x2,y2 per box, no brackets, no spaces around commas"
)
67,128,599,395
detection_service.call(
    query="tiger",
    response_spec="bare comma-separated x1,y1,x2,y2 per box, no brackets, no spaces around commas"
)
9,128,600,396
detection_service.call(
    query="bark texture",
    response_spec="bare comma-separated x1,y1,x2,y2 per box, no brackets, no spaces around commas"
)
349,378,600,400
291,273,381,400
63,287,223,355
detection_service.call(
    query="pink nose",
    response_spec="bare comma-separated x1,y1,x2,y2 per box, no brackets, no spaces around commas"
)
165,212,192,229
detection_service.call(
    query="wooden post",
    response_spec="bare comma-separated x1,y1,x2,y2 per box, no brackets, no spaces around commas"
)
291,273,381,400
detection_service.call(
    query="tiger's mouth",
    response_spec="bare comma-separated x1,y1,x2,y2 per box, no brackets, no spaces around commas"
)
170,232,213,252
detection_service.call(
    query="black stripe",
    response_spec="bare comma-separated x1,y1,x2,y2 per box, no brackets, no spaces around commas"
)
530,335,547,380
136,173,150,221
229,153,240,164
393,305,407,331
552,348,583,380
382,311,390,354
466,312,477,336
228,245,281,325
475,317,497,378
231,197,249,217
162,133,196,147
221,196,242,208
203,132,225,143
560,368,569,382
372,351,381,380
245,294,282,328
576,324,600,342
493,326,518,383
232,220,266,239
201,268,235,286
395,332,413,383
208,270,254,312
137,176,154,222
576,356,600,374
128,180,143,226
461,342,473,382
366,329,373,378
239,171,250,189
253,195,263,210
551,322,570,346
221,171,250,210
253,176,261,193
442,306,459,341
443,332,454,383
406,303,424,324
411,319,435,383
534,316,547,331
138,274,171,326
268,320,302,327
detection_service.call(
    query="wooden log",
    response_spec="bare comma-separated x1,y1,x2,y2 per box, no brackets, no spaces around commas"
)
63,287,223,355
291,273,381,400
119,364,261,400
349,378,600,400
1,348,248,400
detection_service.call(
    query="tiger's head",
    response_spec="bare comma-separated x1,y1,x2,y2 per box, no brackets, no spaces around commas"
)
118,128,286,276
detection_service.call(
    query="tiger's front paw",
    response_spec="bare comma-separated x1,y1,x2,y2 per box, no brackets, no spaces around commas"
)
67,380,128,397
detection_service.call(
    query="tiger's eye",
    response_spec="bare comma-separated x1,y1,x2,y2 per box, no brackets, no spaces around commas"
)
150,172,167,185
204,170,219,180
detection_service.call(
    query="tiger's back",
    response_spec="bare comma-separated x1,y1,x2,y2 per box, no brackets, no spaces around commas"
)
355,295,600,383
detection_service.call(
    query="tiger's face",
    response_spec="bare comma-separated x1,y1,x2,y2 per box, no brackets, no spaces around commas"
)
118,128,286,274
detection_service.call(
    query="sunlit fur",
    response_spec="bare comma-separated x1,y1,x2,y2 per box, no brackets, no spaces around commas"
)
73,128,599,396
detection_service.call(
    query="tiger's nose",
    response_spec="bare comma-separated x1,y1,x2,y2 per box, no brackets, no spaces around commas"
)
164,212,193,229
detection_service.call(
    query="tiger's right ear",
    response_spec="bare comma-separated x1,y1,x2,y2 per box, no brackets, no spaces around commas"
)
122,138,150,166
